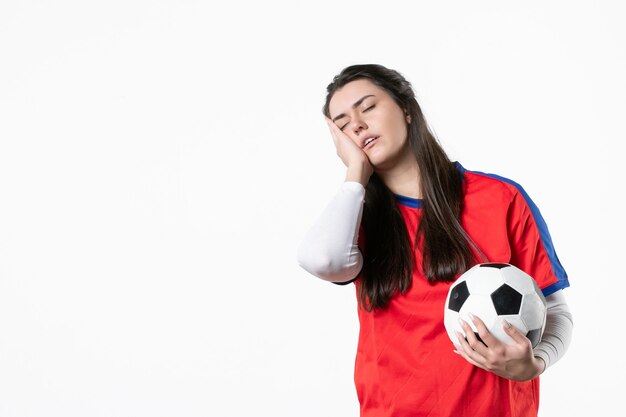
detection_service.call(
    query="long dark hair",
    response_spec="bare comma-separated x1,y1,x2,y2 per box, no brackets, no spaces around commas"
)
322,64,484,311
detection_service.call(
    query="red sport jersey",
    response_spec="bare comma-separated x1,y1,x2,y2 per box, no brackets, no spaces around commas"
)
341,162,569,417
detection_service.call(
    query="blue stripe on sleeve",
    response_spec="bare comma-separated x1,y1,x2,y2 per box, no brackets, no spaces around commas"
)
454,162,570,296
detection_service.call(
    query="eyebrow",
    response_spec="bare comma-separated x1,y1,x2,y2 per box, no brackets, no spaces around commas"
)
331,94,376,122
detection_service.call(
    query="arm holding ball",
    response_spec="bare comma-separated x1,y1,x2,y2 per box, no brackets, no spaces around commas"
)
455,289,573,381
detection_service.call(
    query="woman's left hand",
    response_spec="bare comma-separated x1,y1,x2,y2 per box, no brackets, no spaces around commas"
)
455,313,546,382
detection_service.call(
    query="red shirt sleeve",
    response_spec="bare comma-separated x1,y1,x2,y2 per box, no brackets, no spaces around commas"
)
506,188,567,294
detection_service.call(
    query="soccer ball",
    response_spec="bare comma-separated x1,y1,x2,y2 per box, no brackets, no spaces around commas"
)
443,263,547,349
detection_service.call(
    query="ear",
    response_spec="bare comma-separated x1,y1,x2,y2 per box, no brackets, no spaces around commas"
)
406,113,411,124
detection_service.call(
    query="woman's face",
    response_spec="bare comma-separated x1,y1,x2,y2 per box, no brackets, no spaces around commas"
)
328,78,411,170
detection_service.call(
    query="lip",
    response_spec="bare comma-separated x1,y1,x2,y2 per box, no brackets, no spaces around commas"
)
361,135,380,149
363,136,379,150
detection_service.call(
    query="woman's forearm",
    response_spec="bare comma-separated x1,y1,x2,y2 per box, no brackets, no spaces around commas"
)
297,181,365,282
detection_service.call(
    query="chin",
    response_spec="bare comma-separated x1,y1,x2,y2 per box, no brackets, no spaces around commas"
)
370,160,391,171
368,153,393,169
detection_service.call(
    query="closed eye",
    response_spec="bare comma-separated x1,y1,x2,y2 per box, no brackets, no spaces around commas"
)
339,105,375,131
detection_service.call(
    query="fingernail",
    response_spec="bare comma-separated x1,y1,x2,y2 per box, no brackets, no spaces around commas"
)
468,312,475,320
458,318,465,327
503,319,512,328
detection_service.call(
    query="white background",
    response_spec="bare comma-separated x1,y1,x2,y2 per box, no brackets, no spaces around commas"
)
1,1,623,416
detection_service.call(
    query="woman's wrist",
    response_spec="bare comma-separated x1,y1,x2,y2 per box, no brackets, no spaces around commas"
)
534,356,546,376
510,356,546,382
345,163,371,186
518,356,546,381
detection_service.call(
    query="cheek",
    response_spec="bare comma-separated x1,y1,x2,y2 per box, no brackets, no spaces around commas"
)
386,113,407,134
392,122,409,145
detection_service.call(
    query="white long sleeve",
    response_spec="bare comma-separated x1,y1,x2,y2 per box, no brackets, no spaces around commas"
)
533,289,573,371
296,181,365,283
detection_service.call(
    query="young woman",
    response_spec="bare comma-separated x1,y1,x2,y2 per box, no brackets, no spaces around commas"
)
297,64,573,417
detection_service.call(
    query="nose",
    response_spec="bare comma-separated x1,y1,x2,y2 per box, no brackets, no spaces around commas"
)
348,115,367,136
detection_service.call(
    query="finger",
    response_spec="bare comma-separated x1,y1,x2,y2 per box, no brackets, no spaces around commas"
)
325,120,340,147
469,313,500,350
454,348,485,369
326,118,349,140
456,331,488,368
459,317,489,356
325,117,339,133
502,319,530,345
456,329,487,362
325,118,336,133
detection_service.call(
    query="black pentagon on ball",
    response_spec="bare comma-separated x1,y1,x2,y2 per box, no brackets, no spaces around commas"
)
526,328,542,348
490,284,523,315
479,263,511,269
448,281,470,312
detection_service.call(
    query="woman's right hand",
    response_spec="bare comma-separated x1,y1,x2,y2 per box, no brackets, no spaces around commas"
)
325,117,374,185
